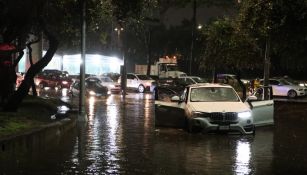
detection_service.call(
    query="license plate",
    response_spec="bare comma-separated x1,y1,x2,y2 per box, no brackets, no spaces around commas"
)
219,125,230,130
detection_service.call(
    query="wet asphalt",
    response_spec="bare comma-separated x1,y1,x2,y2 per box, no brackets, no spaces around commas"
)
1,89,307,175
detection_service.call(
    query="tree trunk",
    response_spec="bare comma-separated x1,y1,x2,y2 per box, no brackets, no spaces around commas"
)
3,25,58,112
146,29,152,76
27,40,40,96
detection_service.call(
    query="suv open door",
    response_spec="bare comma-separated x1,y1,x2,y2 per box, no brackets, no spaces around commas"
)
246,86,274,126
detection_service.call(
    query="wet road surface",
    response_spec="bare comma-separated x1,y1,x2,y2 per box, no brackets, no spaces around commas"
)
1,89,307,174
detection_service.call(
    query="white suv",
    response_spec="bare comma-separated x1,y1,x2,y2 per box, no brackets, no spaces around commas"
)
119,73,155,93
155,83,274,134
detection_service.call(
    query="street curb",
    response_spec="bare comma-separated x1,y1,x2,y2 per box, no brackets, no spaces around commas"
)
0,114,77,153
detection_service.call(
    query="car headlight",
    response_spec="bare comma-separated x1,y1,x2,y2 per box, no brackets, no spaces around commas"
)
62,81,68,85
89,91,96,95
191,111,203,118
238,111,252,119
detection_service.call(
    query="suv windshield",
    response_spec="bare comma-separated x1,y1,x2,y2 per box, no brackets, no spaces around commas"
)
190,87,240,102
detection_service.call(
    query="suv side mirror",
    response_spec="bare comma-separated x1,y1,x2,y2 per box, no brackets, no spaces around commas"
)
171,96,180,102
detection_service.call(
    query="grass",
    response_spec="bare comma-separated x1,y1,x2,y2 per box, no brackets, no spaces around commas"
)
0,95,71,139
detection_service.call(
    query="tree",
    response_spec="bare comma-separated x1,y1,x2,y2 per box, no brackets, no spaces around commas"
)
0,0,153,111
237,0,307,98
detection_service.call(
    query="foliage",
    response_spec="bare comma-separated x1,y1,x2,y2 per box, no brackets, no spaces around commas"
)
199,17,261,75
237,0,307,77
0,0,153,111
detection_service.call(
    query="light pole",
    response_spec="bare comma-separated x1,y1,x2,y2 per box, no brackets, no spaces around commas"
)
189,0,196,75
115,25,126,100
78,0,87,121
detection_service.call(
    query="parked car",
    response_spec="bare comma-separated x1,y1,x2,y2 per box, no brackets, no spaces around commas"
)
34,69,73,89
87,76,121,94
155,83,274,134
260,78,307,98
70,78,109,97
176,76,207,86
118,73,155,93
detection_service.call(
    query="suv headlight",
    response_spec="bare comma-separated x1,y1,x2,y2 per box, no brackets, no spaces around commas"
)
238,111,252,119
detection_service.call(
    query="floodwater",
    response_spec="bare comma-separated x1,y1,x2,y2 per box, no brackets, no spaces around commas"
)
1,90,307,175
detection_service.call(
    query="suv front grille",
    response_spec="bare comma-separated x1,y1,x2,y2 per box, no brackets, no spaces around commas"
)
201,112,238,124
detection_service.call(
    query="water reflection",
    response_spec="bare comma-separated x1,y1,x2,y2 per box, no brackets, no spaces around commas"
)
88,96,95,120
105,97,121,173
235,140,251,175
6,92,306,174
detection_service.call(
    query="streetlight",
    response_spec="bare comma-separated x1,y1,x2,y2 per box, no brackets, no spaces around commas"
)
115,25,126,100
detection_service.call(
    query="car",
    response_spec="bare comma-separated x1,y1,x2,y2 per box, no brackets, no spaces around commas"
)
155,83,274,135
70,78,109,97
176,76,207,86
151,77,205,99
260,78,307,98
34,69,73,89
87,76,121,94
118,73,155,93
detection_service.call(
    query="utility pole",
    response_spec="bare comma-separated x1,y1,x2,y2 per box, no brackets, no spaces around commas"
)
189,0,196,75
115,24,126,101
263,37,270,100
78,0,87,121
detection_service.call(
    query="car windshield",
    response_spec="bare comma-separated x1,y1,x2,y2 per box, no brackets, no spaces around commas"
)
278,79,291,85
192,77,207,83
167,65,179,71
86,81,103,88
190,87,240,102
137,75,152,80
282,78,299,85
101,77,113,82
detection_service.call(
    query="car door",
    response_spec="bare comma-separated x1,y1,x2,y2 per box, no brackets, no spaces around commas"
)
270,79,284,96
248,87,274,126
126,74,134,88
154,88,187,128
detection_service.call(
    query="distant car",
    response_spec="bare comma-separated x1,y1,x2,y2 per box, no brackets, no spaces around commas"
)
152,77,207,99
260,78,307,98
87,76,121,94
118,73,155,93
34,69,73,89
176,76,207,86
155,83,274,134
70,78,109,97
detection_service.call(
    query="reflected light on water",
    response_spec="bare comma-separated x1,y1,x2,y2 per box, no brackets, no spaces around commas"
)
105,99,121,172
62,88,68,97
88,97,96,120
235,141,252,175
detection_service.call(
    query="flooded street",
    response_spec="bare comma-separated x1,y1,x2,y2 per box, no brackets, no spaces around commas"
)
1,90,307,174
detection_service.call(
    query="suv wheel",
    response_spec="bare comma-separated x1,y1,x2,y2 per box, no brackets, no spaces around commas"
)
138,85,145,93
287,90,297,98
